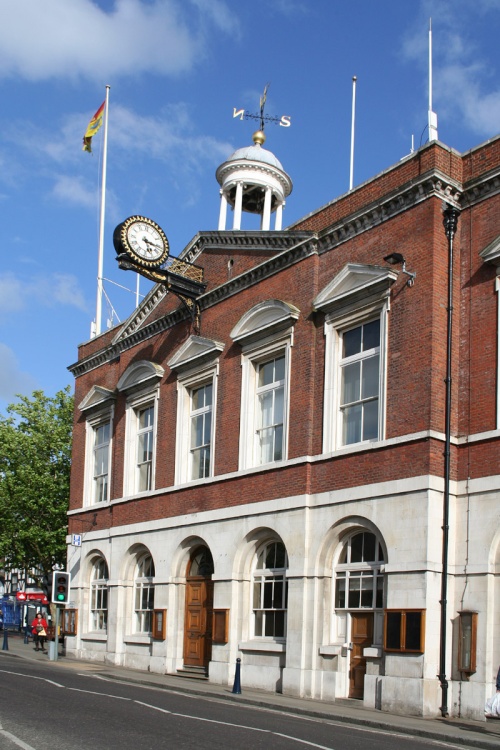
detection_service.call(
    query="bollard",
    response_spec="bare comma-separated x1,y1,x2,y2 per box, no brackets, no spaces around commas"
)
2,627,8,651
232,657,242,694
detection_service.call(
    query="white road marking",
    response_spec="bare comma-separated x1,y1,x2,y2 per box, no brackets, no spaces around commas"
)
134,699,335,749
276,734,336,750
1,668,465,749
0,669,64,688
0,722,37,750
68,687,130,700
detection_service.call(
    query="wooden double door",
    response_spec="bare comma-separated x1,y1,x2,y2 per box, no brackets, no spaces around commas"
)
183,547,214,670
349,612,374,699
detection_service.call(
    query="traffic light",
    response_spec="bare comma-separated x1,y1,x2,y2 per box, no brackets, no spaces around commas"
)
51,571,70,605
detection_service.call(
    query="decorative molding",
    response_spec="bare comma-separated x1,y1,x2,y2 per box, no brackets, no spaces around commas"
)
69,166,476,380
78,385,116,412
313,263,397,315
216,159,292,199
116,360,164,393
168,335,224,374
479,233,500,266
179,230,315,266
68,235,317,379
231,299,300,346
315,169,462,255
113,284,167,344
462,165,500,208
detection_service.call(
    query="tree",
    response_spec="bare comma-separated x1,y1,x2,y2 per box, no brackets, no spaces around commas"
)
0,387,73,588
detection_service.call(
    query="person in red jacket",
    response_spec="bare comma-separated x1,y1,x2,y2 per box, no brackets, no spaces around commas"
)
31,612,49,652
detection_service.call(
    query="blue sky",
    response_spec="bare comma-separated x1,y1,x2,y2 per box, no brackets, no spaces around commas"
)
0,0,499,413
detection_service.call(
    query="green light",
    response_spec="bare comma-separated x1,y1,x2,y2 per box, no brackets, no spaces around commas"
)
57,594,65,601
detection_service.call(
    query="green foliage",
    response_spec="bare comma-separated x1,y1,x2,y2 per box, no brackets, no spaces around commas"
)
0,387,73,584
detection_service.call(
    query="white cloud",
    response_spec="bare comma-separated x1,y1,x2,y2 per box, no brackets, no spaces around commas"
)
0,343,38,402
0,0,239,83
0,271,89,316
111,103,234,165
52,175,99,210
2,100,234,209
0,273,25,313
38,274,89,313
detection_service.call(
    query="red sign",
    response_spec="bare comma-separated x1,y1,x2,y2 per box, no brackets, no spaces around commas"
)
16,592,48,604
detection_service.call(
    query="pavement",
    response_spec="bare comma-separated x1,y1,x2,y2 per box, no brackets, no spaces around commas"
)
1,629,500,749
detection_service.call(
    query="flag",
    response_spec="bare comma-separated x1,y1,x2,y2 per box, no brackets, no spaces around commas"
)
82,101,105,153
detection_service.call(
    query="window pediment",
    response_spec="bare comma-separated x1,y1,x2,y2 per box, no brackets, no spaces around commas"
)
79,386,116,412
480,234,500,266
116,361,164,393
168,335,224,374
230,299,300,346
313,264,397,316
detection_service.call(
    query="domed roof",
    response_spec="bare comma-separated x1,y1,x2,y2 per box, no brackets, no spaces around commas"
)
227,142,284,171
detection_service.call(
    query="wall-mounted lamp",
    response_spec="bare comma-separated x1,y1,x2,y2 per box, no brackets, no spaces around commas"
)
383,252,416,287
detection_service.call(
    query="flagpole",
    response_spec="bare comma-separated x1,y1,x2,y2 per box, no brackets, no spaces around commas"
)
349,75,357,191
95,84,110,336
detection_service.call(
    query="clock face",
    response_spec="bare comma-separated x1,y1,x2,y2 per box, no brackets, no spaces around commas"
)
116,216,170,268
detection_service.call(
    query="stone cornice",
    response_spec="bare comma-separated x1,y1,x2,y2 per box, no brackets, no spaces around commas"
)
69,166,483,380
461,165,500,208
200,233,318,308
180,230,313,266
111,284,168,345
316,169,463,254
68,232,318,378
216,158,293,195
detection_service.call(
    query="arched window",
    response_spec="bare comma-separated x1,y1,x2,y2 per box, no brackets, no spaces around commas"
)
134,555,155,633
90,558,109,631
189,547,214,577
252,541,288,639
335,531,385,610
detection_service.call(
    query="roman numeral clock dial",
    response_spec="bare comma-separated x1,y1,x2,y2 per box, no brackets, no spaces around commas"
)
113,215,169,268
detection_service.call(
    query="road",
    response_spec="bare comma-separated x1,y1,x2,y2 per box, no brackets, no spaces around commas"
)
0,654,474,750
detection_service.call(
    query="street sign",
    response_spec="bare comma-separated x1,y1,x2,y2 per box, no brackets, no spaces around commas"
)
72,534,82,547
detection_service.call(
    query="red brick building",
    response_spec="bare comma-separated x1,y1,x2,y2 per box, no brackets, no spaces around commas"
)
66,130,500,718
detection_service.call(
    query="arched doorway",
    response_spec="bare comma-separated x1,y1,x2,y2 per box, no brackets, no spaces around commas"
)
183,546,214,672
334,530,385,699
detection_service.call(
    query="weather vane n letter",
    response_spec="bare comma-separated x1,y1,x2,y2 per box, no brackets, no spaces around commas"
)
233,83,291,129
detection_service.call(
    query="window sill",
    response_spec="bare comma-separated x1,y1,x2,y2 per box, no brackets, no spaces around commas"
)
319,644,342,656
124,634,153,645
238,640,286,653
81,632,108,642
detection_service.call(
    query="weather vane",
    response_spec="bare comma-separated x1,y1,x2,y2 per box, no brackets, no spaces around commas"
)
233,83,291,130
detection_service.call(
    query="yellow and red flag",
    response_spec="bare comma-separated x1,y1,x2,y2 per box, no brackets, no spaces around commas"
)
82,101,105,153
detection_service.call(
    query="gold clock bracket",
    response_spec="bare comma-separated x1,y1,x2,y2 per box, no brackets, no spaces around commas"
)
116,254,206,334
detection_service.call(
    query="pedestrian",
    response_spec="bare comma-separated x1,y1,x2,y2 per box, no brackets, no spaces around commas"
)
484,665,500,718
31,612,48,653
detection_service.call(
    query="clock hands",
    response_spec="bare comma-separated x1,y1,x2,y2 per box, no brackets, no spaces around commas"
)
142,236,162,251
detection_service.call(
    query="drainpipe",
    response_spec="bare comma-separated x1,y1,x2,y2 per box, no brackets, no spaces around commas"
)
439,204,460,717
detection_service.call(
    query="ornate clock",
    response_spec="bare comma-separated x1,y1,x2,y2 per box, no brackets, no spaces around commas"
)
113,215,169,268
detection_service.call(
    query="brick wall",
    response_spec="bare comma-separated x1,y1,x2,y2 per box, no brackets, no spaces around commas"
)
68,135,500,529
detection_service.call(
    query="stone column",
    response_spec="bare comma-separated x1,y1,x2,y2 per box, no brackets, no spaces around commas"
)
262,186,272,231
233,182,243,230
275,202,283,230
218,190,228,231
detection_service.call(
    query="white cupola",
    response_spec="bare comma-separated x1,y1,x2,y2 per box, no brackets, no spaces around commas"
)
216,130,292,231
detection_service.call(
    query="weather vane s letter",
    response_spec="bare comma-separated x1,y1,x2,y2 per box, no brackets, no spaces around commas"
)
233,83,291,129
